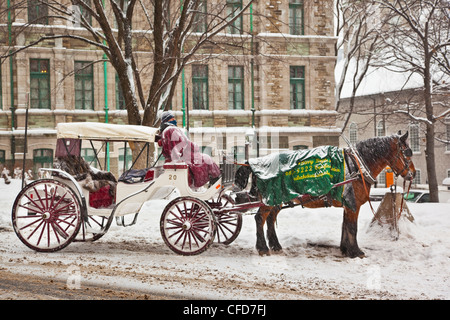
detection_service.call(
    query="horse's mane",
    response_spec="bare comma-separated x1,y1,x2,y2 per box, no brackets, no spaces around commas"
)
355,135,397,168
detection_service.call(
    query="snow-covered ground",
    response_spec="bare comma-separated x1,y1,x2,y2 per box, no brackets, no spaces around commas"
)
1,179,449,300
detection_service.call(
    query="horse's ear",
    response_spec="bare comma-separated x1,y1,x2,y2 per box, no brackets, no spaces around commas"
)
397,130,401,135
400,131,409,142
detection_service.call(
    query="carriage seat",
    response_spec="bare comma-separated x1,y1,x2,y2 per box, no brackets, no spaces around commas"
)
54,155,117,208
118,168,156,184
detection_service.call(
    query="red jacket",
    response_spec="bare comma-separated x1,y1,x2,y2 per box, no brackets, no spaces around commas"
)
158,126,221,188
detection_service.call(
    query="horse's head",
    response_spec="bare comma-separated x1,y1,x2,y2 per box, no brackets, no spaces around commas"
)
389,131,416,181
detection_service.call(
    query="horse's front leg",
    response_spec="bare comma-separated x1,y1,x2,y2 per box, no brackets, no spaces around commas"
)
340,207,365,258
255,206,271,255
266,206,282,252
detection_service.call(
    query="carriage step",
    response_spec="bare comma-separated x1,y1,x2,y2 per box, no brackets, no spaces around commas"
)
116,213,139,227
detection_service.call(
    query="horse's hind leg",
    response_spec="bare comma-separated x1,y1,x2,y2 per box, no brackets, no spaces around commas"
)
266,206,282,252
255,206,271,255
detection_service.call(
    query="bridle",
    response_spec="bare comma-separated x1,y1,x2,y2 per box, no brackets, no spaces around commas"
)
349,136,414,228
390,139,413,180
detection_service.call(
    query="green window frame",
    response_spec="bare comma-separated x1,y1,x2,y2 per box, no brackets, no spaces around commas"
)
118,147,132,174
0,150,5,165
193,0,207,33
28,0,49,25
290,66,305,109
78,0,92,25
33,148,53,173
30,59,51,109
74,61,94,110
192,65,209,110
289,0,304,35
228,66,244,110
81,148,98,168
226,0,243,34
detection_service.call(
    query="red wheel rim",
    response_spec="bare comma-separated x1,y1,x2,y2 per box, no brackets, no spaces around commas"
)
12,179,82,252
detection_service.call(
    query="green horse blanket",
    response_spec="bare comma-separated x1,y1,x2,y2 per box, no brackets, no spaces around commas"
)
248,146,345,206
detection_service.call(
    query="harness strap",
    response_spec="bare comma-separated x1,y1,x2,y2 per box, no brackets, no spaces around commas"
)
351,153,379,221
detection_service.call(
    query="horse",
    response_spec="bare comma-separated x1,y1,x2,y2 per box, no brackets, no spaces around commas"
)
249,132,416,258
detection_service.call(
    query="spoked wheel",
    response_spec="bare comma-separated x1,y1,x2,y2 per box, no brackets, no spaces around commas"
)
160,196,216,256
208,194,242,245
11,179,82,252
75,215,109,242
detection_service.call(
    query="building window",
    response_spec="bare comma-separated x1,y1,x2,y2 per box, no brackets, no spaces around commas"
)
289,0,304,35
192,65,209,110
226,0,243,34
201,146,212,157
0,150,5,165
118,147,132,175
232,146,245,163
228,66,244,110
378,169,386,186
73,0,92,26
409,123,420,153
74,61,94,110
116,74,125,110
349,123,358,145
28,0,48,25
193,0,207,33
30,59,50,109
377,120,385,137
81,148,98,168
290,66,305,109
33,148,53,174
412,169,421,185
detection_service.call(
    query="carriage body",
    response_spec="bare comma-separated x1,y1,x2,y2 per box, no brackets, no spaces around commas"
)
11,122,241,255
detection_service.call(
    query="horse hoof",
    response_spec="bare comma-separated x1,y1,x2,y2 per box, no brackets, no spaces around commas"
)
258,250,270,256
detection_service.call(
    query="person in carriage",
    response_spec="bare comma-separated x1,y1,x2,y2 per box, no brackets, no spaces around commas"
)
157,111,221,188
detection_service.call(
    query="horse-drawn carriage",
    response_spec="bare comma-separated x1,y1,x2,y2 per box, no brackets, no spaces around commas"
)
11,122,416,258
11,122,243,256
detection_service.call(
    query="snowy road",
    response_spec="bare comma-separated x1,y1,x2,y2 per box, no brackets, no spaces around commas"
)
1,179,450,300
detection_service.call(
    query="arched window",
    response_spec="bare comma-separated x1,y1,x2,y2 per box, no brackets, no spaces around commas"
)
409,123,420,152
349,123,358,145
377,120,385,137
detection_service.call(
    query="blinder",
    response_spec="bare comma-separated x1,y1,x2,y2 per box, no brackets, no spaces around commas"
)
403,147,412,158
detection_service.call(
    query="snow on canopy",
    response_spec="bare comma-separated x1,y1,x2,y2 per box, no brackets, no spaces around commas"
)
56,122,158,142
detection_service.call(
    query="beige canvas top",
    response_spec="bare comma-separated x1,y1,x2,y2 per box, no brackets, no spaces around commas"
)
56,122,158,142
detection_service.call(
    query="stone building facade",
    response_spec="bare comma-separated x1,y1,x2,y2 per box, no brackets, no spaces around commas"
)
338,88,450,188
0,0,338,177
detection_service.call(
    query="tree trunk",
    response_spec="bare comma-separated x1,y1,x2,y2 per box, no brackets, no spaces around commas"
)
423,54,439,202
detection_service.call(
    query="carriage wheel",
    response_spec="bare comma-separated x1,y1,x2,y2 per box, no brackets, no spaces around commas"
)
11,179,82,252
160,197,216,256
75,215,108,242
209,194,242,245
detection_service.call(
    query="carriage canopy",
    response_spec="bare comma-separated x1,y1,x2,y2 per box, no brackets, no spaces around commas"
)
56,122,158,143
